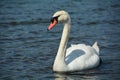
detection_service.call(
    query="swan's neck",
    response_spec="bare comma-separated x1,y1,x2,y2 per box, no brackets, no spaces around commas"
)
53,22,71,72
57,23,70,59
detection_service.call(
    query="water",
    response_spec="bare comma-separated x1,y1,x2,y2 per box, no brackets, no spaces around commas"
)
0,0,120,80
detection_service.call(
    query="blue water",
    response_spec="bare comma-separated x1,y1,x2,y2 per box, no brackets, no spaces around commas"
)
0,0,120,80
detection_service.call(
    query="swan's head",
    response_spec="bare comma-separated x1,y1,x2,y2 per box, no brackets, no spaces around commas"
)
48,10,70,30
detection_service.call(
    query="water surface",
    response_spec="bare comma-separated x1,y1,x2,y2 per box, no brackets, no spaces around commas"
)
0,0,120,80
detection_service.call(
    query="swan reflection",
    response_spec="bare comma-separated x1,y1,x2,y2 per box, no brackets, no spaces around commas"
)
54,72,98,80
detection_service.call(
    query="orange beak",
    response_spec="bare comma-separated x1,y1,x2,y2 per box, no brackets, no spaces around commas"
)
48,19,57,31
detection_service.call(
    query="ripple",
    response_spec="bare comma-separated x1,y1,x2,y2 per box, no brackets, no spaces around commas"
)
0,18,49,25
92,8,105,12
111,4,120,8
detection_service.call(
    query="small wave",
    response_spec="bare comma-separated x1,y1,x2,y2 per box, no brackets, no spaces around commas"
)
81,19,120,26
0,19,49,25
111,4,120,8
85,21,100,26
92,8,105,12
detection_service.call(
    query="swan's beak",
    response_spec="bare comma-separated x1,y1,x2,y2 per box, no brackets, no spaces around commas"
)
48,18,57,31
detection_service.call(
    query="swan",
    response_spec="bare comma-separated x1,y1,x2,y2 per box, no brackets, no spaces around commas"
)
47,10,101,72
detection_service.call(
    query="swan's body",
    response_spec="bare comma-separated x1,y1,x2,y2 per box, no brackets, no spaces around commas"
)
48,10,100,72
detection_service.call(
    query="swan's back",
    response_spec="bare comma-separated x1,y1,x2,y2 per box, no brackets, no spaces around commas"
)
65,43,100,71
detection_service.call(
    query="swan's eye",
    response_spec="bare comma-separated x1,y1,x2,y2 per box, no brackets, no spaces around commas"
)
51,15,60,23
51,18,54,23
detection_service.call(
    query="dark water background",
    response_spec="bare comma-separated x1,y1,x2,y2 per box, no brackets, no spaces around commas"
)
0,0,120,80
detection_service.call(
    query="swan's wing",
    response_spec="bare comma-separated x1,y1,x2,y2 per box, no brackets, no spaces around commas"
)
66,44,96,57
65,45,85,65
65,44,100,70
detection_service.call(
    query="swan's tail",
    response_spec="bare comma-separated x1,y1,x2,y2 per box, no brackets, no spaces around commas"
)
92,42,99,55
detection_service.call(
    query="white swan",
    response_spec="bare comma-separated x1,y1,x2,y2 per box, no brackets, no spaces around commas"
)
48,10,100,72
